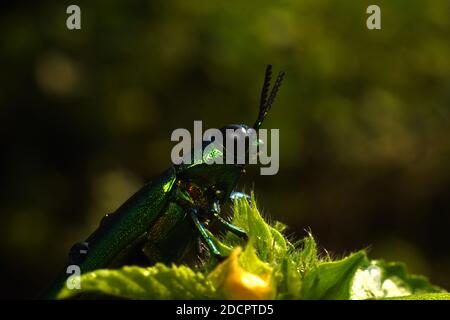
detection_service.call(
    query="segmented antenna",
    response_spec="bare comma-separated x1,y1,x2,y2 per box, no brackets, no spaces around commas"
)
259,65,272,114
254,65,285,130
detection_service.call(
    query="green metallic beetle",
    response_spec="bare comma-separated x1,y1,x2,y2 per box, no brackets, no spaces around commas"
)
42,65,285,299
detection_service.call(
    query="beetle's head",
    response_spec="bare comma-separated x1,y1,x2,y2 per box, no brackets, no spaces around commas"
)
177,65,284,198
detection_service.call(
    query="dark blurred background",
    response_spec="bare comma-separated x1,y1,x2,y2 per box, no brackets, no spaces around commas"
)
1,1,449,298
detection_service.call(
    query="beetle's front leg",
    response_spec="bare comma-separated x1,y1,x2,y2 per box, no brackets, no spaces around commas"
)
188,208,227,261
209,202,248,240
229,191,251,202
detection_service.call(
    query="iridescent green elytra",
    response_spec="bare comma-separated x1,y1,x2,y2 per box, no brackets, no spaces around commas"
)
42,65,285,299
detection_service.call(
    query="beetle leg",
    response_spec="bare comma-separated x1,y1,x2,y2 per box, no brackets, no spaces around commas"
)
189,209,226,261
210,202,248,240
196,237,203,255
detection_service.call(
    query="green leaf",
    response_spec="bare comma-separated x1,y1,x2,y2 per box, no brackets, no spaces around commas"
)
301,251,368,300
376,260,443,294
388,293,450,300
275,234,318,300
275,257,303,300
297,233,319,274
239,241,273,276
57,264,216,300
228,193,287,263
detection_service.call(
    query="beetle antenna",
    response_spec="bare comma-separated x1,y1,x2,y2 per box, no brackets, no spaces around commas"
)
259,65,272,112
254,65,285,130
266,70,285,114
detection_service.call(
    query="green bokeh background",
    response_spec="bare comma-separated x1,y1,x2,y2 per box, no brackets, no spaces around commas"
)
1,1,449,298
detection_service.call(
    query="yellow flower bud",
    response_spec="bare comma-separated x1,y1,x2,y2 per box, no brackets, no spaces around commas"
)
211,248,273,300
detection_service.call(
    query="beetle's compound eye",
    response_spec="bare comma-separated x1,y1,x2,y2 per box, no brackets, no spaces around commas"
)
221,124,252,141
220,124,256,164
